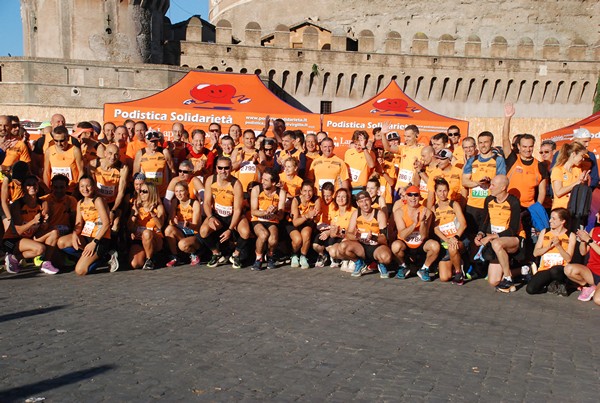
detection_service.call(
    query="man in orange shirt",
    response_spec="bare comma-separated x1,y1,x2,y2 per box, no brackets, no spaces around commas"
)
126,121,149,160
0,115,31,174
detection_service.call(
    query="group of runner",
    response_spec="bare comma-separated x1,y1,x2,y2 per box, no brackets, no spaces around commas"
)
0,105,599,305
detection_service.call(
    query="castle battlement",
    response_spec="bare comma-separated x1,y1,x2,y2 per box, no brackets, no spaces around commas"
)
185,17,600,62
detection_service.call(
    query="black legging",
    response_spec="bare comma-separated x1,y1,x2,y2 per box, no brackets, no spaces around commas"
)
526,265,566,294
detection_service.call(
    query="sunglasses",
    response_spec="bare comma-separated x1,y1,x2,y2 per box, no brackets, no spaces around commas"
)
145,132,160,140
179,169,192,174
540,151,551,154
406,193,420,197
53,139,67,144
264,148,274,151
448,133,460,137
216,166,231,171
139,189,149,194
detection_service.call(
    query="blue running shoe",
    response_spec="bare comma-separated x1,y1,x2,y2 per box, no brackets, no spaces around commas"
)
417,268,431,282
395,266,408,279
351,259,366,277
377,263,389,278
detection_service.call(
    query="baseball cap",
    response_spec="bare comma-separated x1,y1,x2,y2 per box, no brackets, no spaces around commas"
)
37,121,51,130
387,132,400,141
435,149,453,159
573,128,592,139
406,185,420,195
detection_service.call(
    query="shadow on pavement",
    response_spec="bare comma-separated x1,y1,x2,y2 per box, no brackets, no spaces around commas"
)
0,364,115,401
0,305,68,324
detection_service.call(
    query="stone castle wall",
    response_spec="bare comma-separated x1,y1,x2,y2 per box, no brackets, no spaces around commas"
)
181,17,599,121
210,0,600,54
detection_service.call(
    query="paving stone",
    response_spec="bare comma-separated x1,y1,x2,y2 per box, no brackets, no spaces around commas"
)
0,264,599,400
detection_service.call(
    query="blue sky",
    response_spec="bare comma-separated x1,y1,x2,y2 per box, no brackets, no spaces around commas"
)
0,0,209,57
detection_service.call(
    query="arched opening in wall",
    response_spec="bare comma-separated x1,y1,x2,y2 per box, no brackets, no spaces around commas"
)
254,69,262,75
322,72,330,95
504,79,514,101
479,79,488,101
376,75,384,93
554,80,565,103
336,73,344,96
491,79,501,101
295,71,303,94
268,70,277,92
567,81,578,102
529,80,539,103
349,73,358,97
282,70,290,90
453,78,462,100
211,66,219,71
428,77,437,100
415,76,424,98
362,74,371,97
403,76,411,92
391,75,397,83
580,81,590,103
542,80,552,103
466,78,476,100
441,77,450,100
182,65,189,68
225,67,233,72
517,80,527,102
309,71,318,94
240,68,248,74
196,65,204,70
321,44,331,50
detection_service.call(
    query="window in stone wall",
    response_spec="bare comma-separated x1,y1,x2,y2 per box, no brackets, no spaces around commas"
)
320,101,332,114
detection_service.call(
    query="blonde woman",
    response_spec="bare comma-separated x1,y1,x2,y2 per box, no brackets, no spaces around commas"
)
127,181,165,270
551,142,589,210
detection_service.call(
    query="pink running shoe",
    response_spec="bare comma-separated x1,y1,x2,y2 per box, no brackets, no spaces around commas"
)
190,254,200,265
577,285,596,302
40,261,59,275
5,254,21,274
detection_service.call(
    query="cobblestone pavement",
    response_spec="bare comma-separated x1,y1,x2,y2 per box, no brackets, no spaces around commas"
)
1,262,599,402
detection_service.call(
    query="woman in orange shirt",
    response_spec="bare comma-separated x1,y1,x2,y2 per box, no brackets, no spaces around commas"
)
163,181,201,267
127,181,165,270
551,142,589,210
527,208,576,295
325,187,355,271
57,176,115,276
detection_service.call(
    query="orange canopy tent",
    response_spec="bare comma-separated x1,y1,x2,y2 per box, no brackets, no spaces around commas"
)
541,111,600,157
321,80,469,149
104,71,320,139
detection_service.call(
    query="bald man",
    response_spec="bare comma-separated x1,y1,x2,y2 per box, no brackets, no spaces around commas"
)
474,174,525,293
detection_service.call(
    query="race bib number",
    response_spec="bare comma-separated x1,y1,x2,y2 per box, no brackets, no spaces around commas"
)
349,167,361,183
419,179,428,193
398,169,413,184
52,167,73,180
215,203,233,217
145,171,163,186
471,186,488,198
541,253,564,269
405,231,423,247
97,183,115,197
439,221,458,237
81,221,96,237
240,162,257,174
319,178,335,190
491,225,506,234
